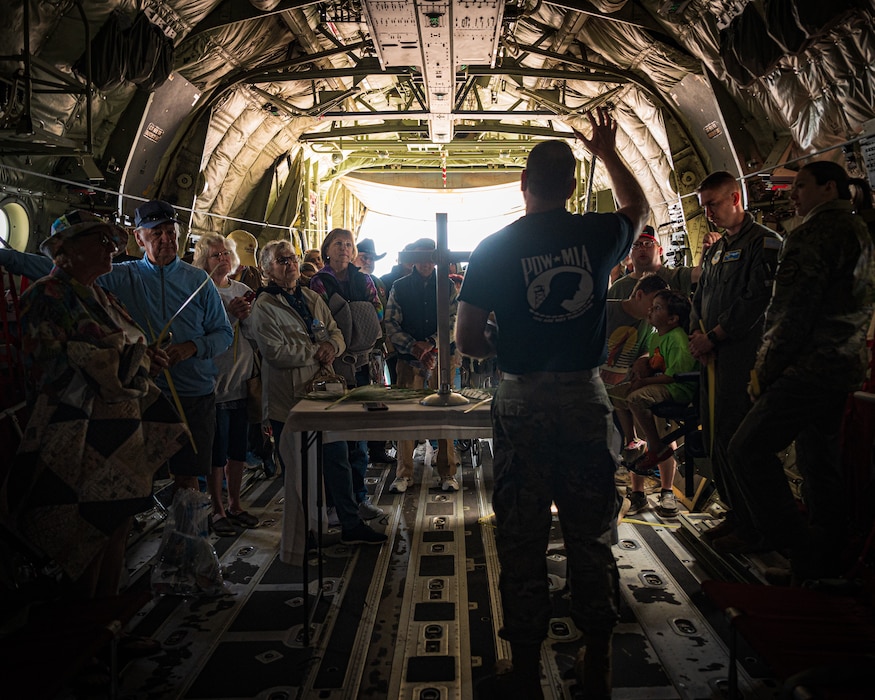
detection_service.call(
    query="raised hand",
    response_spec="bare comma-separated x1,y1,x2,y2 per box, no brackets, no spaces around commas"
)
573,106,618,159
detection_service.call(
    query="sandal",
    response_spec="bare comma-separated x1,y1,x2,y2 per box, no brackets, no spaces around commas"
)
227,510,259,528
210,515,237,537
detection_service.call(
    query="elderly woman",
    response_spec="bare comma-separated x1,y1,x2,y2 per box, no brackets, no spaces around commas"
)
309,229,384,522
0,211,188,598
249,240,386,547
192,233,259,536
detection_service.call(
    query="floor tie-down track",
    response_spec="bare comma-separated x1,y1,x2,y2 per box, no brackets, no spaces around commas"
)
111,445,787,700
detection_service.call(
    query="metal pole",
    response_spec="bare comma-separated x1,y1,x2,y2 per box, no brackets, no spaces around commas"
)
420,212,467,406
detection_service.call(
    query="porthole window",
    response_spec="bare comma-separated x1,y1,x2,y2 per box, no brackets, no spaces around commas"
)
0,200,31,251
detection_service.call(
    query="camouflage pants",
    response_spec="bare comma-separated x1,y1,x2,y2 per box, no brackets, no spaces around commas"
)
491,369,621,645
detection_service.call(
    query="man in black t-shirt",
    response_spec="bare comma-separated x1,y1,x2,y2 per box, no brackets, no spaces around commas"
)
457,108,649,700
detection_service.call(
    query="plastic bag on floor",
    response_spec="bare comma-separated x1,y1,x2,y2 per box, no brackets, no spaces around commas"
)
151,489,225,597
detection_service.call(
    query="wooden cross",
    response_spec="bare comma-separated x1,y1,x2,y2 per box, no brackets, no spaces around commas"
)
398,213,470,406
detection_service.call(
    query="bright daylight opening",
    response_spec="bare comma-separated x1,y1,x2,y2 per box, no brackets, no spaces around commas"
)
344,178,525,277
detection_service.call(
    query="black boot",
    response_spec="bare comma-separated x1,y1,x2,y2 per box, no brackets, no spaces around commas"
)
475,644,544,700
573,632,612,699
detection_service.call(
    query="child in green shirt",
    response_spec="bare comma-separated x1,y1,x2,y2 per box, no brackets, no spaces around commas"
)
614,290,698,516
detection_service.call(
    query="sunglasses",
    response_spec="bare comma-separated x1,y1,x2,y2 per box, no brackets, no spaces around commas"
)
275,255,299,265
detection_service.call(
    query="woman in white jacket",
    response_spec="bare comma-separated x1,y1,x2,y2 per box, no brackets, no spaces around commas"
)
192,233,259,536
250,240,386,546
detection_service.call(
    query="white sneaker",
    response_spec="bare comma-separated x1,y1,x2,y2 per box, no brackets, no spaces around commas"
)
413,443,427,463
440,476,460,492
389,476,413,493
327,506,341,528
358,497,384,520
656,490,679,517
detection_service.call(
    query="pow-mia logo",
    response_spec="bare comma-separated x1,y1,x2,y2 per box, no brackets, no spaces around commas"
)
522,245,594,323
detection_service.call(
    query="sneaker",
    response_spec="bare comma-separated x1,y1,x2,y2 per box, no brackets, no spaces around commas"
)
413,443,427,462
389,476,413,493
326,506,341,528
626,491,650,515
369,450,397,464
439,475,460,492
621,439,646,464
340,522,388,545
656,490,678,517
358,497,384,520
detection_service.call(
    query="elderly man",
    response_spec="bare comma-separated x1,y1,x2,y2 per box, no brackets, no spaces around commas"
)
385,237,460,493
456,108,649,700
727,161,874,581
0,200,233,492
607,225,708,300
688,171,781,551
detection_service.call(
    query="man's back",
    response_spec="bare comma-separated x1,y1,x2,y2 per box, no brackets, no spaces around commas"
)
460,208,633,373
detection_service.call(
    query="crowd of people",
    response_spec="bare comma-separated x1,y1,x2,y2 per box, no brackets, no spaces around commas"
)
1,112,874,699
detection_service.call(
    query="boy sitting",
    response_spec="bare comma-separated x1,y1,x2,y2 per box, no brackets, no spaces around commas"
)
601,274,669,464
613,290,698,516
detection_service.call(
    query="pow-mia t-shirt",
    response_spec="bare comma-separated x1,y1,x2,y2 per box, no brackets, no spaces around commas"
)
459,208,634,373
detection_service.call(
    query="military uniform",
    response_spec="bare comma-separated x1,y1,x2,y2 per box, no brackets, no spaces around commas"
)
460,207,632,651
689,213,780,536
727,200,874,577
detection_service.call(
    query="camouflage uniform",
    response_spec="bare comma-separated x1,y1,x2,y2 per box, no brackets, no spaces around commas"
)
460,206,633,648
689,214,781,537
727,200,874,575
492,370,621,642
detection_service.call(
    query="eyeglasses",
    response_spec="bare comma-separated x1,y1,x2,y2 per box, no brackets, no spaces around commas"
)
82,231,120,252
209,250,232,259
275,255,299,265
631,239,657,249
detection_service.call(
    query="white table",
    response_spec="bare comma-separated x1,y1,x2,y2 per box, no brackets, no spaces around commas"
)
276,397,492,644
277,397,492,562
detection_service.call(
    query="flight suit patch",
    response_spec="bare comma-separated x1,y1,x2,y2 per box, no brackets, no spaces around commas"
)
711,250,723,264
763,238,782,250
723,250,742,262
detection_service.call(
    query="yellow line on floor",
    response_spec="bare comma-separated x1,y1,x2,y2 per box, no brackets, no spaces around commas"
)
622,517,681,528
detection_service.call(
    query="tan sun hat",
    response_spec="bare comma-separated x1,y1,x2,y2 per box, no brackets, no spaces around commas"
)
226,229,258,267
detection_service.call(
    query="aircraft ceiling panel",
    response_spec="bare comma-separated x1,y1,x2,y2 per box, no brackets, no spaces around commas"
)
451,0,503,67
361,1,422,69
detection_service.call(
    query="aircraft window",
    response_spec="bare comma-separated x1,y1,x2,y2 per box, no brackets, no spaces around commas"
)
0,200,30,251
